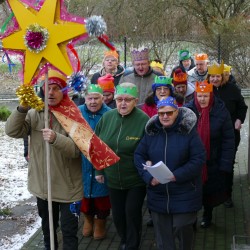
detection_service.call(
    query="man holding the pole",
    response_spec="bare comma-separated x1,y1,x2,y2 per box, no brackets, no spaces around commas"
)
5,69,82,250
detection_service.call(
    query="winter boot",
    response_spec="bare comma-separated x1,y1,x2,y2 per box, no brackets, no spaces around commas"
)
82,214,94,237
93,218,106,240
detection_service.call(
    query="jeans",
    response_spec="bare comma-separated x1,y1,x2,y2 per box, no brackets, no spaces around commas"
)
37,197,79,250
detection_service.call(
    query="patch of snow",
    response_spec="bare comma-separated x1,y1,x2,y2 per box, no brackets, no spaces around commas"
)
0,121,41,250
0,122,32,208
0,215,41,250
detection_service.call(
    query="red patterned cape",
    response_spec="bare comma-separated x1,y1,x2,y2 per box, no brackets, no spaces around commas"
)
49,95,120,170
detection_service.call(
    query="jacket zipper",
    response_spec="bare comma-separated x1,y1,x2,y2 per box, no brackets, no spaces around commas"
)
116,117,123,189
164,130,170,214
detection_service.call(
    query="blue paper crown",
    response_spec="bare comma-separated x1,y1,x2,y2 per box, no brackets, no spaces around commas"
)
157,96,178,109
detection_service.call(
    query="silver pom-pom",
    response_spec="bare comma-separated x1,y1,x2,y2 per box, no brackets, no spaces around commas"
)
86,15,107,37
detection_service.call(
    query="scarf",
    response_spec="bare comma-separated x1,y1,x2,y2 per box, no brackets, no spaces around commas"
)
194,92,214,183
49,95,120,170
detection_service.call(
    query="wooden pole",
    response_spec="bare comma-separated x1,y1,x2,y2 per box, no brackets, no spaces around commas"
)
248,98,250,180
44,69,55,250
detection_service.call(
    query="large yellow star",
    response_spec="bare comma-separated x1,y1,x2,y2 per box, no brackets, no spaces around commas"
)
2,0,87,84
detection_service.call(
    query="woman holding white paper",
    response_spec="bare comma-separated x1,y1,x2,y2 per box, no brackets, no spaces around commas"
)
134,96,206,250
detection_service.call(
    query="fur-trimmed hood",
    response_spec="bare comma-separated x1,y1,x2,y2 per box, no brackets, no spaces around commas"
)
145,107,197,136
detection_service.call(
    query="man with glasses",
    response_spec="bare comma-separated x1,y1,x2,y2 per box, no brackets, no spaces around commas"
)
119,47,163,104
134,96,205,250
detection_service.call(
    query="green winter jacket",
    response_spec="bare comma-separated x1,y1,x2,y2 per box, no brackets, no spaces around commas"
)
5,108,83,202
95,107,149,189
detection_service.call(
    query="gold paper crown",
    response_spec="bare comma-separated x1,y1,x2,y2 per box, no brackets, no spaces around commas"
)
195,80,213,93
150,61,164,70
207,61,224,75
131,47,149,61
224,64,231,72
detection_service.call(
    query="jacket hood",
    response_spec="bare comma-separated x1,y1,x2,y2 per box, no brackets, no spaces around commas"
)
145,107,197,136
83,103,110,116
179,58,195,71
186,83,195,97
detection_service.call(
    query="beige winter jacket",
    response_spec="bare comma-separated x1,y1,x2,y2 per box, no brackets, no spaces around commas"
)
5,108,83,203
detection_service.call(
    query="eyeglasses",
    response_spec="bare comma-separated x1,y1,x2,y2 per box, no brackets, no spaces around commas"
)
116,97,135,103
158,110,177,117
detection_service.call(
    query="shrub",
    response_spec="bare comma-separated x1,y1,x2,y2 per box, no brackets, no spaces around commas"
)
0,207,12,216
0,106,11,121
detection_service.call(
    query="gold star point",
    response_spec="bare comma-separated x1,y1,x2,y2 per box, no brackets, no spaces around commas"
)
2,0,87,84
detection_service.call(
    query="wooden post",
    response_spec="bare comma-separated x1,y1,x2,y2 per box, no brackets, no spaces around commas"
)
44,69,55,250
248,98,250,180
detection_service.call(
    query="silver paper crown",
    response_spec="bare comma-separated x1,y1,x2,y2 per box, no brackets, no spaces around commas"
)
131,47,149,61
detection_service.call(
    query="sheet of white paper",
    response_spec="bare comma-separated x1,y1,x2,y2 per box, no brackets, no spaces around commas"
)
143,161,174,184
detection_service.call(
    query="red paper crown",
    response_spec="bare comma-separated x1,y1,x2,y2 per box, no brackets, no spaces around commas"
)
195,80,213,93
173,68,187,86
97,74,115,93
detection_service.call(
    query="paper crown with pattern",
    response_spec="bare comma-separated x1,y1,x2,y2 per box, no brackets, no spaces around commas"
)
223,64,231,73
178,49,191,61
131,47,149,61
115,83,138,98
157,96,178,109
173,68,188,86
150,61,164,70
152,76,173,92
155,76,172,85
97,74,115,93
208,61,224,75
195,80,213,93
195,53,209,61
87,84,103,95
104,50,119,60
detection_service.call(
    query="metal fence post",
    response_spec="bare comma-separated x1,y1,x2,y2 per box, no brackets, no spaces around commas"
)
124,36,127,68
218,34,221,63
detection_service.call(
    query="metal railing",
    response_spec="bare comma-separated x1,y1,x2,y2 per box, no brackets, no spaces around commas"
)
241,89,250,98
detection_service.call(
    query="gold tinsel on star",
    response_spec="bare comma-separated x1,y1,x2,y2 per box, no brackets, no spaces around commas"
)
16,84,44,111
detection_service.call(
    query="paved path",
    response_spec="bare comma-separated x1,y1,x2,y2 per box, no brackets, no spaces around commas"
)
21,143,250,250
22,105,250,250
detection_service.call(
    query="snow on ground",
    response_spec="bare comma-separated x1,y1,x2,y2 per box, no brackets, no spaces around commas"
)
0,121,31,208
0,217,41,250
0,121,41,250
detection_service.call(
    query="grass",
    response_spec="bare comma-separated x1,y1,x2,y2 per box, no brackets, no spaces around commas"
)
0,106,11,121
0,207,12,216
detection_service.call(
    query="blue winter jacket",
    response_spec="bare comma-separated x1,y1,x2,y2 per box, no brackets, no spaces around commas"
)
134,107,206,214
79,104,111,198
